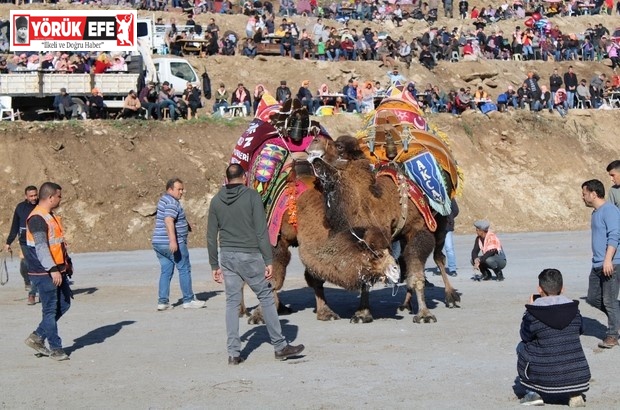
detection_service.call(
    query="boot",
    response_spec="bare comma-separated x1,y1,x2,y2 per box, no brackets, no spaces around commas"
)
496,270,505,281
481,268,492,281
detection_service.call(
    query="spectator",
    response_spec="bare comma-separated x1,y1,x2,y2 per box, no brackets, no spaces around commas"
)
118,90,143,120
297,79,319,114
299,32,314,60
419,44,436,70
280,31,296,58
553,88,569,117
275,80,292,104
253,84,267,114
242,38,258,58
387,67,406,84
183,82,202,119
53,88,78,120
516,268,590,407
471,219,506,281
576,79,591,108
549,68,563,104
590,73,606,108
517,82,531,110
563,66,578,109
231,83,252,116
158,81,179,121
86,88,105,120
138,82,160,120
459,0,469,19
326,37,341,61
213,83,230,114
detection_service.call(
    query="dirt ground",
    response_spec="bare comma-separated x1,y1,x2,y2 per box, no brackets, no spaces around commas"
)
1,231,619,409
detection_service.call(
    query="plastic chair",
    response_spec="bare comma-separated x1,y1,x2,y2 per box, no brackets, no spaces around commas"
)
512,54,523,61
0,96,15,121
450,51,459,62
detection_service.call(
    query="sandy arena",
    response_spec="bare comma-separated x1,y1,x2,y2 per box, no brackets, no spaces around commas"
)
1,230,619,409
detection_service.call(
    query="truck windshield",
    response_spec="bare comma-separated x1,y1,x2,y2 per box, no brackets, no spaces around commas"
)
137,22,149,37
170,62,196,82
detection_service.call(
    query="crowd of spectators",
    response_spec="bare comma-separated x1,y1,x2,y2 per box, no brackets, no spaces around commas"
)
0,51,131,74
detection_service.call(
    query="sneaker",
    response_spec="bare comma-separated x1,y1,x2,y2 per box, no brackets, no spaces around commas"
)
520,391,544,406
274,344,305,361
228,356,245,365
597,336,619,349
447,270,458,277
183,299,206,309
27,295,36,305
24,332,50,356
25,283,31,291
49,348,70,361
569,394,586,408
157,303,171,311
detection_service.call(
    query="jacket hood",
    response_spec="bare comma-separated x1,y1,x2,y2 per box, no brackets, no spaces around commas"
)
525,295,579,330
217,184,248,205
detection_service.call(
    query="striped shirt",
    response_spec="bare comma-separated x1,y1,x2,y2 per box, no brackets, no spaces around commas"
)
152,193,189,245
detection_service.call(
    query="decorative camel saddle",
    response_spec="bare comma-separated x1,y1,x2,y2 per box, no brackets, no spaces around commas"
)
229,97,331,245
356,94,461,228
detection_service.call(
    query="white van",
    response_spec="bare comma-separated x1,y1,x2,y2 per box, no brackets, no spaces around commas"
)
152,57,201,94
137,18,202,54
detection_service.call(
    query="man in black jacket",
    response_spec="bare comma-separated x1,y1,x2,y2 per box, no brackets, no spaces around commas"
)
4,186,38,304
275,80,292,104
563,65,578,109
549,68,563,104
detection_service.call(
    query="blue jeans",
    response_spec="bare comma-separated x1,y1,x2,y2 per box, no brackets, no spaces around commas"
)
213,101,228,114
587,265,620,339
443,231,457,272
29,273,71,350
159,99,177,121
154,242,195,304
566,91,575,109
220,251,287,357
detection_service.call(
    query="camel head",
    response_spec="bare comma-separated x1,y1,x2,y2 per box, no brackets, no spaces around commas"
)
351,226,400,285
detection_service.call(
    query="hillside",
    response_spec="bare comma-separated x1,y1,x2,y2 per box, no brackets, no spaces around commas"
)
0,5,619,252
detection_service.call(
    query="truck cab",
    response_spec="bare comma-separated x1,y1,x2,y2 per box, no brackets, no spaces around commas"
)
152,57,200,94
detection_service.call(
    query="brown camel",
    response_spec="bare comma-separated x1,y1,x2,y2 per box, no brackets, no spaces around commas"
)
248,172,400,324
308,135,460,323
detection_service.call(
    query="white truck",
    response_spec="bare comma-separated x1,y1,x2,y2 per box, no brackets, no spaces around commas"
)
0,39,201,119
137,18,202,54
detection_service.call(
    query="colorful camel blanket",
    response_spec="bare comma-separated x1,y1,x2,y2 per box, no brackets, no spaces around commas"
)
402,151,451,216
267,178,310,246
377,167,437,232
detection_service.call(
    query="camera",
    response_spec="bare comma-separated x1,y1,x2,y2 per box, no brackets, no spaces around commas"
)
532,294,541,301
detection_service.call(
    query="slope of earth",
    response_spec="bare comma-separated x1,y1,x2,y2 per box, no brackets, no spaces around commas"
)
1,6,619,252
1,109,618,253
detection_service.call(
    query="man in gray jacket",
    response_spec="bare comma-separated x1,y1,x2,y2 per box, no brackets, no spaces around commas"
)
207,163,304,365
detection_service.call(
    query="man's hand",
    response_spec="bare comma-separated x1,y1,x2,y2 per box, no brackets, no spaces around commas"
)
602,260,615,276
212,268,223,284
264,265,273,281
3,244,10,253
473,258,480,270
50,271,62,286
169,241,178,253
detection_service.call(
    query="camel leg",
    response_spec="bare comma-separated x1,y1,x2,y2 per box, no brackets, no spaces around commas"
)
403,230,437,323
305,269,340,321
248,237,292,325
432,222,461,308
239,284,249,317
351,283,373,323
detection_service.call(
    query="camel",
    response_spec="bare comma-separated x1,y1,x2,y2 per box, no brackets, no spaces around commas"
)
247,172,400,324
307,135,460,323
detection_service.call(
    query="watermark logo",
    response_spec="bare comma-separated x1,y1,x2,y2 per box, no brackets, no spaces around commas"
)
10,10,137,52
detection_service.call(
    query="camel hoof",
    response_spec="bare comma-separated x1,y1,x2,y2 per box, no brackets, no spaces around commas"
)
413,314,437,324
247,310,265,325
278,304,293,315
445,290,462,306
316,306,340,321
238,308,250,318
398,303,412,313
350,311,374,324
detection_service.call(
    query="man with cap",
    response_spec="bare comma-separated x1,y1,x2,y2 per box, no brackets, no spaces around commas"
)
387,66,406,84
139,81,160,120
275,80,292,104
53,88,78,120
471,219,506,281
157,81,178,121
15,16,28,44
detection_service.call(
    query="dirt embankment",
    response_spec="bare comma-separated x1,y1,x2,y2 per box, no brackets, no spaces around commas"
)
1,109,618,253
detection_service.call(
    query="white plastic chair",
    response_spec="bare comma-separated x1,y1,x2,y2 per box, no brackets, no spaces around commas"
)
0,96,15,121
450,51,460,62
